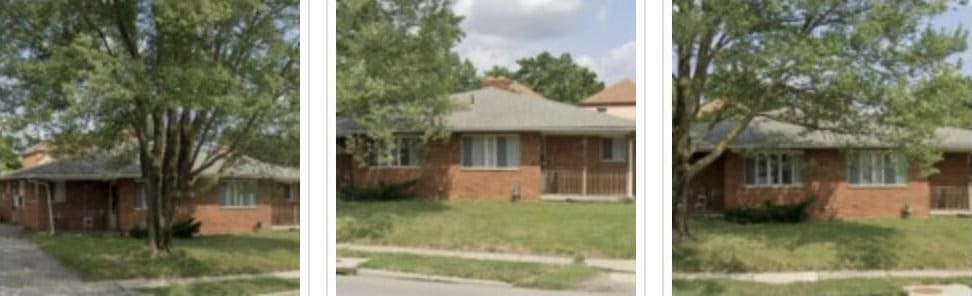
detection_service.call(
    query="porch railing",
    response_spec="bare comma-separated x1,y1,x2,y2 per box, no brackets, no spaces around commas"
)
543,169,627,196
931,186,970,210
272,205,298,225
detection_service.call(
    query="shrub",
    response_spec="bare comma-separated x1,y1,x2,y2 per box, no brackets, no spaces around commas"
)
172,218,202,239
339,180,417,202
128,226,148,239
724,198,815,224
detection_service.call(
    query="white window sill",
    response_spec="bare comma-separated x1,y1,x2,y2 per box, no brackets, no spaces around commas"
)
744,184,804,189
460,167,520,171
848,184,908,189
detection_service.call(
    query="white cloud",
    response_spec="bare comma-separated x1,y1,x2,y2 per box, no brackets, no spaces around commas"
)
454,0,590,41
580,40,636,83
595,5,608,22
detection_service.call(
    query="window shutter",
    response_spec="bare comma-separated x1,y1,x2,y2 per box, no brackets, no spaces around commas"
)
847,153,860,184
792,154,803,184
745,156,756,185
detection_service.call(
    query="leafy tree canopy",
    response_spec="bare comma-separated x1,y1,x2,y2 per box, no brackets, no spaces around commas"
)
337,0,464,161
672,0,970,240
484,65,514,78
485,52,604,104
452,57,480,92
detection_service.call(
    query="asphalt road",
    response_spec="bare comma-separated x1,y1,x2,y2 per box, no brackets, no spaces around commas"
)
337,275,634,296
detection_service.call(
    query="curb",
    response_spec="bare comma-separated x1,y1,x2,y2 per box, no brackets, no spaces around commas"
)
339,244,636,273
674,270,972,284
355,268,512,288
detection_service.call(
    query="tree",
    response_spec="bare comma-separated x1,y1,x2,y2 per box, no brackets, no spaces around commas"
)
452,57,480,92
512,52,604,104
337,0,464,162
484,65,514,78
0,136,21,172
673,0,969,241
0,0,298,254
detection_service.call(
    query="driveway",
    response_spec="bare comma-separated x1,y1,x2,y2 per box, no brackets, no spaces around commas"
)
337,275,634,296
0,224,128,296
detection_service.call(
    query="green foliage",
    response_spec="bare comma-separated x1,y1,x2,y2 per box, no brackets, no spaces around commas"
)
484,65,515,78
337,0,464,161
508,52,604,104
0,136,21,172
172,218,202,239
339,180,418,201
452,57,481,92
723,198,815,224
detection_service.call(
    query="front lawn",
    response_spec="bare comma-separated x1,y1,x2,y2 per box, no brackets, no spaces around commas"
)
32,231,299,281
674,277,972,296
675,217,972,272
138,278,299,296
339,250,599,290
337,200,635,259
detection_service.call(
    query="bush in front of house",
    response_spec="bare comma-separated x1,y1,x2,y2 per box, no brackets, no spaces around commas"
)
172,218,202,238
127,218,201,240
724,198,815,224
339,180,417,201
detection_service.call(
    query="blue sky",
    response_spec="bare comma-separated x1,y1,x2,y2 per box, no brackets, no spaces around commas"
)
453,1,970,84
452,0,636,84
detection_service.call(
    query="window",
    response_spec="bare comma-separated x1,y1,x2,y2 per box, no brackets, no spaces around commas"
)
135,183,147,210
220,181,257,208
368,137,422,167
744,152,804,186
287,184,298,202
601,138,627,162
461,135,520,169
53,181,66,203
13,181,25,209
847,151,907,186
596,107,607,113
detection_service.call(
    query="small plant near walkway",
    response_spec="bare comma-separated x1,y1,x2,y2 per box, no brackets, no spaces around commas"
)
32,231,298,281
340,250,600,290
675,217,972,272
337,200,635,259
137,277,298,296
674,277,972,296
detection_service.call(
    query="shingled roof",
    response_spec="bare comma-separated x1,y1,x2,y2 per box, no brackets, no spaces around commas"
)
580,79,635,106
337,87,635,135
692,116,972,152
0,154,298,182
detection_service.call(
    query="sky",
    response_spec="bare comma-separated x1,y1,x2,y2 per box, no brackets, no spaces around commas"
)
452,1,971,85
452,0,636,84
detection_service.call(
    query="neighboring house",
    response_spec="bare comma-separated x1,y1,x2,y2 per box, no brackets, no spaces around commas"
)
0,153,299,234
480,76,547,99
580,79,635,120
337,86,636,200
688,116,972,218
20,143,55,168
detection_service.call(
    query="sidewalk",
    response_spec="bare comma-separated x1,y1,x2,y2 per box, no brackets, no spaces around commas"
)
674,269,972,284
337,244,635,273
103,270,300,290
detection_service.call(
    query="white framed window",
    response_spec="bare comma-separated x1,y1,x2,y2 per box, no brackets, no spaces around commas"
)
847,151,907,186
461,134,520,169
601,137,627,162
135,183,148,210
13,181,25,208
53,181,66,203
744,151,804,186
368,136,422,168
220,180,257,208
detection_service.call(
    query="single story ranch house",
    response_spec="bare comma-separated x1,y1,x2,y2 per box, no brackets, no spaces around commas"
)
337,86,636,200
0,150,299,235
689,116,972,218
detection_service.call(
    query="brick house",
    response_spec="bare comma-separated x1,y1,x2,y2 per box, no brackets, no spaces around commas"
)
580,79,635,120
689,116,972,218
337,86,636,200
0,153,299,235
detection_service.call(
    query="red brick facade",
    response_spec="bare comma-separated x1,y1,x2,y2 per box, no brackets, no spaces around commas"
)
689,150,971,218
337,132,633,200
0,178,299,235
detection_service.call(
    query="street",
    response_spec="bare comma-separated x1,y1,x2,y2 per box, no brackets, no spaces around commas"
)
337,275,634,296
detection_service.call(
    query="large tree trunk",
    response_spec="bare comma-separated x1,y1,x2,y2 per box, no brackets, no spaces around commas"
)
673,161,691,243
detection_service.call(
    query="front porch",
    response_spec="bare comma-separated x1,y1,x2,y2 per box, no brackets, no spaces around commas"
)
930,185,972,216
539,133,634,201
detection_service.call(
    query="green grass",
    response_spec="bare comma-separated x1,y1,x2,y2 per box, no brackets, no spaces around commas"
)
137,278,299,296
674,277,972,296
337,200,635,258
675,217,972,272
340,250,600,290
31,231,299,281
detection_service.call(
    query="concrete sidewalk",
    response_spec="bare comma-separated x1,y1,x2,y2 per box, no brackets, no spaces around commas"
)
338,244,635,273
675,269,972,284
104,270,299,290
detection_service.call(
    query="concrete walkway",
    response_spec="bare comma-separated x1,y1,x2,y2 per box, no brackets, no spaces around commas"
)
675,269,972,284
338,244,635,273
0,223,129,296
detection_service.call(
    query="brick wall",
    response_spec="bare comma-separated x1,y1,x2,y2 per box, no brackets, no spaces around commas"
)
712,150,970,219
